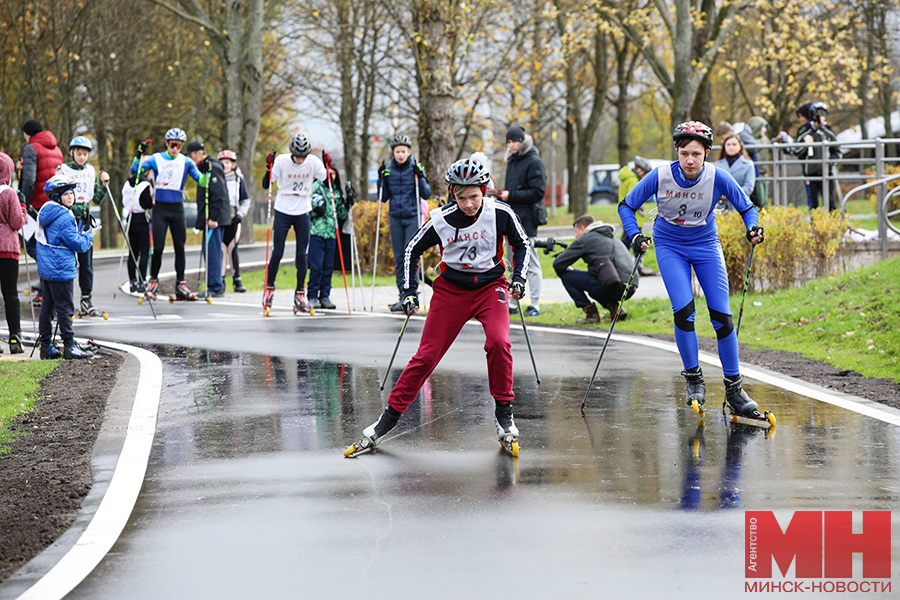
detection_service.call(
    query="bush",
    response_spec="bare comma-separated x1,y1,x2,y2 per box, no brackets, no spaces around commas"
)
352,200,442,276
717,206,849,293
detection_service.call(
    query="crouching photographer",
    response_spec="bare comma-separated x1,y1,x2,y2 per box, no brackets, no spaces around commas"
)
551,214,639,324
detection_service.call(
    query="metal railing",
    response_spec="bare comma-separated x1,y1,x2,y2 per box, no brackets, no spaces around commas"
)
713,137,900,260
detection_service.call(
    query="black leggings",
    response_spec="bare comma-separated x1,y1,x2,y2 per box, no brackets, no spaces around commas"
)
150,202,186,281
128,213,151,283
0,258,21,336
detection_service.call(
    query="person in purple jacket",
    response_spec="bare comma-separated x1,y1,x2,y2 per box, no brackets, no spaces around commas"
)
618,121,769,422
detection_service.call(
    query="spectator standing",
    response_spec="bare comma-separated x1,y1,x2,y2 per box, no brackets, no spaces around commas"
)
747,116,770,207
186,141,231,298
307,166,348,309
218,150,250,293
0,152,27,353
714,134,756,210
499,123,546,317
121,158,153,293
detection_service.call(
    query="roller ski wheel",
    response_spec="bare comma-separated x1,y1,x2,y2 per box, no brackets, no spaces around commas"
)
727,409,777,428
343,440,376,458
344,407,401,458
682,367,706,418
691,399,705,418
263,285,274,316
495,403,520,458
293,290,313,316
499,438,520,457
168,294,198,303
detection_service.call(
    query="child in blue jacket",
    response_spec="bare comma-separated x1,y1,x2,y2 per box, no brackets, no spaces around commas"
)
36,175,95,359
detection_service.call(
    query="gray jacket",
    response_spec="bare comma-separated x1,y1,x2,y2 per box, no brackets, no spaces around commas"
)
552,222,638,287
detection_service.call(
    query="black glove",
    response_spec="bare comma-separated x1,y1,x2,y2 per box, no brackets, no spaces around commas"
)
127,175,136,187
401,293,419,315
379,165,390,179
232,213,242,225
632,234,651,253
746,225,765,245
344,183,356,206
134,140,149,161
322,150,332,168
27,204,39,220
198,157,212,174
414,162,426,178
509,280,526,298
312,196,326,218
17,190,26,206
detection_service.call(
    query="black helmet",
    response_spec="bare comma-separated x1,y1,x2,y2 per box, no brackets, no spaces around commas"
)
673,121,714,149
391,135,411,149
634,156,651,173
290,133,311,158
445,158,490,188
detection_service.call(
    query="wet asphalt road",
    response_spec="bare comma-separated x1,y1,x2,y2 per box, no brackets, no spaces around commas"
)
20,252,900,598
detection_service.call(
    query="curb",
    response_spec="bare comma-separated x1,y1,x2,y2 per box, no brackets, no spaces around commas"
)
0,341,162,600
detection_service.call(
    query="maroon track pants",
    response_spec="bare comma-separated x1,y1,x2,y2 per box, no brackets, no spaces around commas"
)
387,276,515,413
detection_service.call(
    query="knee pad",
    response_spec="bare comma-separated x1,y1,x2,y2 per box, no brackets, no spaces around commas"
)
673,301,695,332
708,307,735,340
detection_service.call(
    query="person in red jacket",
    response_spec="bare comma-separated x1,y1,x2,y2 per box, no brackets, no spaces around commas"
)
17,119,64,302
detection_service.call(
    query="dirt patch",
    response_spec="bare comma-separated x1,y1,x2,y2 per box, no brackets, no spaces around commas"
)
0,353,123,583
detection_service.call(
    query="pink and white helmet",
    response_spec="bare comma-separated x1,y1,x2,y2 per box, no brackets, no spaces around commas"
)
218,150,237,161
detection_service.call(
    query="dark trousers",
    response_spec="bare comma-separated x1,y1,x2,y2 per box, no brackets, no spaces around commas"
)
307,235,335,300
559,269,618,311
0,258,21,336
150,202,186,281
25,236,40,295
222,222,241,277
38,279,75,347
389,214,420,295
76,245,93,297
127,214,151,283
267,210,310,291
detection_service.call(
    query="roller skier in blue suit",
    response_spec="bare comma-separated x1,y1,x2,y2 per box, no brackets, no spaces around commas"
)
618,121,771,424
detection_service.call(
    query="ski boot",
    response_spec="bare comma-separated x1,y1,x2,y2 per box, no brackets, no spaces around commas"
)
32,293,42,308
233,276,247,293
344,406,402,457
8,335,23,355
146,278,159,300
262,285,274,316
723,374,775,427
40,343,62,360
79,295,108,319
495,402,520,457
319,297,336,310
293,289,313,315
64,343,93,360
682,366,706,416
129,280,139,293
170,280,202,303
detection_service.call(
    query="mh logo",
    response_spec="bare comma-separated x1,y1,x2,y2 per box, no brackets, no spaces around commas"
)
746,511,891,578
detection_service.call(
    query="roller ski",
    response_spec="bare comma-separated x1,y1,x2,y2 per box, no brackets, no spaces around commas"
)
495,402,520,457
682,366,706,417
145,278,159,301
292,289,314,316
722,374,776,428
169,280,209,304
262,285,274,316
343,407,401,458
77,295,108,320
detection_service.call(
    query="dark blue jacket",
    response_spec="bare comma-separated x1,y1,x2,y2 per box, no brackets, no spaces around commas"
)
378,158,431,220
36,201,94,282
503,135,546,237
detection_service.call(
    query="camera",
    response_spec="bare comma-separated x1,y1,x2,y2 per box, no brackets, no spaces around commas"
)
811,102,828,126
533,237,568,255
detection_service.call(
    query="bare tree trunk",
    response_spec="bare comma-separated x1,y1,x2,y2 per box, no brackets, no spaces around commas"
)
413,0,458,184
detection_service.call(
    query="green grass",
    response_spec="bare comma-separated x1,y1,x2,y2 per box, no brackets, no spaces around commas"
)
0,361,58,454
527,257,900,383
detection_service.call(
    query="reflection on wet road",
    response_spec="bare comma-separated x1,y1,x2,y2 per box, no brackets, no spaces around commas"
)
63,323,900,599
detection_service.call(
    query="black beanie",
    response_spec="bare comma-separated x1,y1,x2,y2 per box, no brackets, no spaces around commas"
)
185,140,205,154
506,124,525,143
22,119,43,136
796,104,813,121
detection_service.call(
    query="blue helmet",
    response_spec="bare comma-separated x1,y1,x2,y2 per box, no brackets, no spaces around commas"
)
69,135,92,151
43,175,77,202
165,127,187,142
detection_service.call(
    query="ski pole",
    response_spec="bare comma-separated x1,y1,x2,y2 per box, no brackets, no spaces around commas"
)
581,251,643,413
105,183,156,319
262,150,275,314
412,157,426,296
381,313,411,391
112,211,131,299
372,160,384,309
515,296,541,384
349,210,367,311
324,155,351,315
735,245,756,339
20,236,37,339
